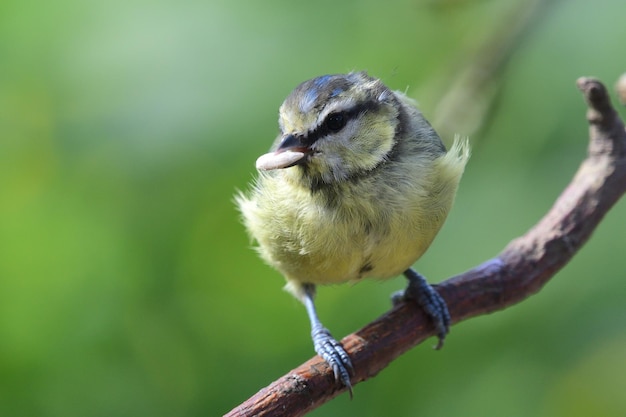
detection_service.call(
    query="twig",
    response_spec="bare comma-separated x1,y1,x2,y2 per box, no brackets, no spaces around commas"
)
225,77,626,417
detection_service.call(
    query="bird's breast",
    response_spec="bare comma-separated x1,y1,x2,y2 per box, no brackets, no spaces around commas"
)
252,182,440,285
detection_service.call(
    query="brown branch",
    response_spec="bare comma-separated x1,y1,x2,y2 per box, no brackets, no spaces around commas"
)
225,77,626,417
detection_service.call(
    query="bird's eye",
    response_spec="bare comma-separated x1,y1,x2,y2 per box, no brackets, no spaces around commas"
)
325,113,347,132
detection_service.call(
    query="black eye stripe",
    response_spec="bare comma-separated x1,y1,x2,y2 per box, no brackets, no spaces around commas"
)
299,100,380,146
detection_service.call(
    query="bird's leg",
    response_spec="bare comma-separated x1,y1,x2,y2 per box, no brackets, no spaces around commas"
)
392,268,451,349
302,283,353,395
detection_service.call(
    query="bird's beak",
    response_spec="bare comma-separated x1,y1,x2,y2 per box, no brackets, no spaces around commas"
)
256,134,311,171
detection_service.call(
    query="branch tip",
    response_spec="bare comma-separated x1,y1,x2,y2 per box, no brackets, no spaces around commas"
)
577,77,612,115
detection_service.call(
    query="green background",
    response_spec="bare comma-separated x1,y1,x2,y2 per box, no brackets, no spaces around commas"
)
1,0,625,416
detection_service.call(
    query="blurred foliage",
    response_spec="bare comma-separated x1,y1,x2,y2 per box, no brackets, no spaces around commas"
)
0,0,625,416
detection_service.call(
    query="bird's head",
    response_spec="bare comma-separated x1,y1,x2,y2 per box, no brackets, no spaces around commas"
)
256,72,403,186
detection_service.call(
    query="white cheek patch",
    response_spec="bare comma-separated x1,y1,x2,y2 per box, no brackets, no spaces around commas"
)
341,120,359,143
256,150,306,171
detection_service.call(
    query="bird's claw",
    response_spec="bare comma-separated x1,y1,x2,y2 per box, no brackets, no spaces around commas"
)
397,270,451,349
311,325,353,396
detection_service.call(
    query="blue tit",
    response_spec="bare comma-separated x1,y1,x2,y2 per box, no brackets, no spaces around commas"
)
236,72,470,393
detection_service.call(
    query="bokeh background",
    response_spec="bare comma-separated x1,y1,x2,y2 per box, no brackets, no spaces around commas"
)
1,0,625,415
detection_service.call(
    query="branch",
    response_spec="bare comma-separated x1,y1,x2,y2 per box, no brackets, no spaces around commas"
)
225,76,626,417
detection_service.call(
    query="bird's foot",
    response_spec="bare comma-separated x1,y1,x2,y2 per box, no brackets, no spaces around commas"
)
394,269,451,350
311,325,353,396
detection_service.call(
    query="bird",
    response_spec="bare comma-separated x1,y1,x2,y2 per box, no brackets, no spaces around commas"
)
236,71,469,394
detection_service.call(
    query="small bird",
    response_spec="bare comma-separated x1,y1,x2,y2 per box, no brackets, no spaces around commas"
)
236,72,469,393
